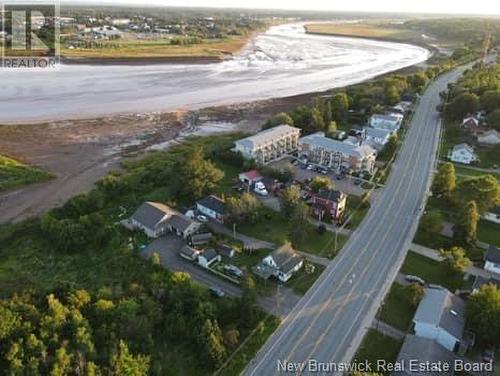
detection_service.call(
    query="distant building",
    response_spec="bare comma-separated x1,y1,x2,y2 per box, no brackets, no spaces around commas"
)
309,189,347,221
218,244,236,258
298,132,377,174
364,127,392,150
448,143,477,165
261,243,304,282
233,125,301,165
196,195,225,223
462,116,480,134
369,113,403,133
412,287,466,352
477,129,500,145
484,245,500,275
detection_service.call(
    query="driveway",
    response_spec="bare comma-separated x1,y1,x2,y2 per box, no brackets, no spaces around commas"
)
142,236,299,317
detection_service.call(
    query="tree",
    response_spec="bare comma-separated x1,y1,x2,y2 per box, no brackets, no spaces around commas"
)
419,210,443,237
309,176,334,193
385,85,400,105
289,203,310,245
51,348,72,376
467,284,500,345
432,162,456,198
291,106,324,133
456,175,499,213
111,340,150,376
279,186,301,218
313,98,332,127
445,92,480,120
331,93,350,122
439,246,471,274
406,283,425,308
454,200,479,244
486,109,500,131
480,90,500,113
199,319,226,367
262,112,294,130
379,134,398,160
180,147,224,200
240,274,258,319
226,193,262,224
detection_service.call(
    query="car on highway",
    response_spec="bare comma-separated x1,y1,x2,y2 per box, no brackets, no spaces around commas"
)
405,275,425,285
209,287,225,298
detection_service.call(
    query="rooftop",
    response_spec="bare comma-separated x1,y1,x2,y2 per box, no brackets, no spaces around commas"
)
167,214,196,232
197,195,225,214
235,125,301,149
269,243,303,274
452,143,475,154
131,201,176,229
413,287,465,340
240,169,263,181
485,244,500,264
315,188,346,202
299,132,376,159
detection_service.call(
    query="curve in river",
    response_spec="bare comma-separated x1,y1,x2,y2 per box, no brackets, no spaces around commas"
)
0,24,430,123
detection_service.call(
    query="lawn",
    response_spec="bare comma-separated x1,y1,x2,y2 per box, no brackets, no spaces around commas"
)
353,329,402,373
400,251,467,291
452,164,500,182
378,283,417,332
287,262,326,295
0,155,53,192
237,209,349,259
305,22,409,40
345,194,371,230
477,220,500,246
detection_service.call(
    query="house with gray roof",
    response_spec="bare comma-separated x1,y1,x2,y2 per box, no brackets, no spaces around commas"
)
234,125,301,165
298,132,377,173
262,243,304,282
196,195,226,223
369,113,403,133
129,202,177,238
364,126,392,150
484,244,500,275
166,214,200,239
412,286,466,352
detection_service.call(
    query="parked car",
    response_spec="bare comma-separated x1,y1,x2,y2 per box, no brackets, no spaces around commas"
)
336,174,345,180
306,164,314,170
405,275,425,285
319,168,328,175
197,215,208,223
254,181,269,196
209,287,225,298
224,264,243,278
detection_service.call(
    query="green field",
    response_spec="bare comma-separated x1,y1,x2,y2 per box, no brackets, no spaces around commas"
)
354,329,402,373
378,283,418,332
0,155,53,192
305,22,413,40
477,220,500,246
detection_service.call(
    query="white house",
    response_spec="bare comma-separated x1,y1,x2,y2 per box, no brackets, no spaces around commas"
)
262,243,303,282
369,113,403,133
196,195,225,223
198,249,221,268
129,202,177,238
484,245,500,275
238,170,263,186
412,287,466,352
364,127,392,150
477,129,500,145
448,143,477,165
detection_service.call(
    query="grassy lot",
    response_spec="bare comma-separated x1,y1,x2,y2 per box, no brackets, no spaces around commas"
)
400,251,467,291
354,329,402,372
305,22,411,40
0,155,53,192
452,164,500,182
219,316,281,376
477,220,500,246
237,209,349,259
378,283,417,332
288,262,326,295
61,34,255,59
345,194,371,230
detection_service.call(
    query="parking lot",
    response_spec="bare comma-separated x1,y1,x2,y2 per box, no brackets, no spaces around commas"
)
268,157,370,197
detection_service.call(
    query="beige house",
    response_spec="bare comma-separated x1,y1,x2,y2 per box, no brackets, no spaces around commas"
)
298,132,377,174
234,125,301,165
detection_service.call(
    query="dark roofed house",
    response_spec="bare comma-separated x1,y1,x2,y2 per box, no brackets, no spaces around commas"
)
413,287,466,353
166,214,200,239
310,188,347,221
179,245,201,261
189,232,213,246
484,244,500,275
196,195,225,223
262,243,304,282
129,201,176,238
218,244,236,258
198,248,221,268
472,275,500,293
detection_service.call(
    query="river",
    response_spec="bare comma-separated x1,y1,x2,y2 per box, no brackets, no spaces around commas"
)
0,24,430,123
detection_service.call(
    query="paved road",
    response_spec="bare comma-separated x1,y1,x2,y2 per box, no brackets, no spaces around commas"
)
244,65,473,375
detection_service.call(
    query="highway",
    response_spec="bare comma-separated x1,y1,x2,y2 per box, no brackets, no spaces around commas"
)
244,64,471,375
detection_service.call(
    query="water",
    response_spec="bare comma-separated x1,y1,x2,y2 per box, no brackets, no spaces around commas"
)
0,24,430,123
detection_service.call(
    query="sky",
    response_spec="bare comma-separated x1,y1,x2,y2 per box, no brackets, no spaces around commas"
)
62,0,500,16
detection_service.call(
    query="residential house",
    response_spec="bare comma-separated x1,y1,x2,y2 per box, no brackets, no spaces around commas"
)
298,132,377,174
412,286,466,352
233,125,301,165
238,170,263,186
179,245,201,261
391,101,412,114
484,245,500,275
448,143,477,165
166,214,200,239
198,249,221,268
472,275,500,293
477,129,500,145
483,206,500,225
309,189,347,221
364,127,392,150
129,202,177,238
189,232,213,246
461,116,480,134
196,195,225,223
394,335,458,376
261,243,304,282
218,244,236,258
369,113,403,133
